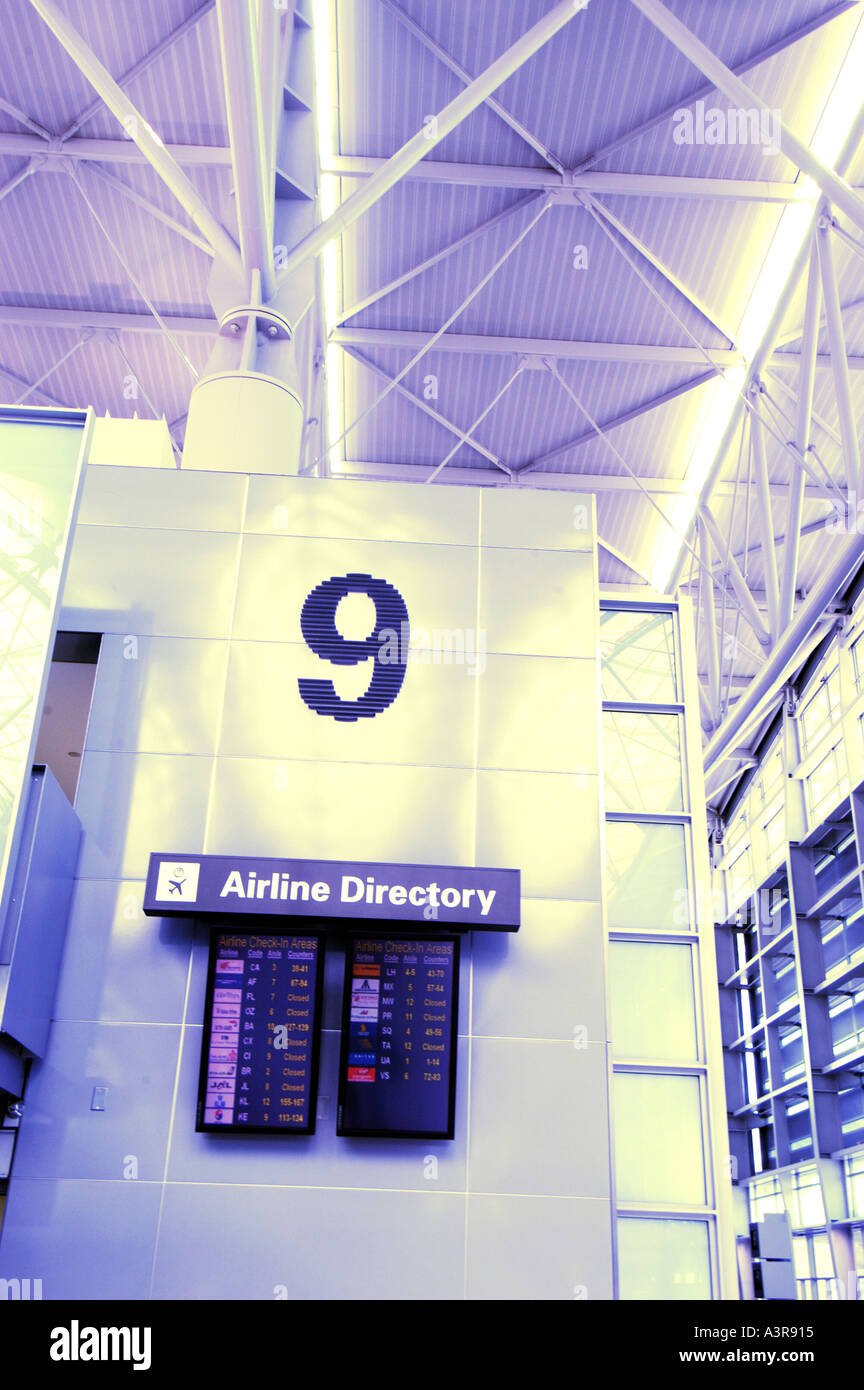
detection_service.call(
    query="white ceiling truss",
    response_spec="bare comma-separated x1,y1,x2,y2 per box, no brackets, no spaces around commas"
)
1,0,864,820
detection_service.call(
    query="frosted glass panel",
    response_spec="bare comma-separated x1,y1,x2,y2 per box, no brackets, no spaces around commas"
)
617,1218,711,1300
614,1073,706,1205
609,943,698,1060
605,820,690,931
0,416,83,937
603,710,684,813
600,609,678,702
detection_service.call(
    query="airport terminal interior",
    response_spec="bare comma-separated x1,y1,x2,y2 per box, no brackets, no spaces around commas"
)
0,0,863,1302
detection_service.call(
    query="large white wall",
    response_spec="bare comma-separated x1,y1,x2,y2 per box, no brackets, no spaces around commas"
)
0,454,614,1300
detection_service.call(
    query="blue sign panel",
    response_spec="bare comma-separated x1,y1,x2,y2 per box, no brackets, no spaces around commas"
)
337,935,459,1139
144,852,520,930
197,930,325,1134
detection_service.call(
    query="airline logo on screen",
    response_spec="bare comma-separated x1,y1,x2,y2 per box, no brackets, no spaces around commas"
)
144,854,520,930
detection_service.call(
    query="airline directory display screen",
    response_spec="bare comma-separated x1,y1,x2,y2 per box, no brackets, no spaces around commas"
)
337,935,460,1139
197,930,325,1134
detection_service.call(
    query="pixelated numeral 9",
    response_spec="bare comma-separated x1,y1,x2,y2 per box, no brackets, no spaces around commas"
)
298,572,409,722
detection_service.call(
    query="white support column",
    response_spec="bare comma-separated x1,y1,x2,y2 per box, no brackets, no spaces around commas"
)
629,0,864,234
700,518,721,726
750,392,781,643
216,0,276,299
274,0,588,287
817,216,862,496
28,0,242,272
182,1,312,474
781,237,821,629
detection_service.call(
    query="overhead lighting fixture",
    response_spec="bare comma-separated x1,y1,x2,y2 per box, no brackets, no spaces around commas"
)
651,12,864,592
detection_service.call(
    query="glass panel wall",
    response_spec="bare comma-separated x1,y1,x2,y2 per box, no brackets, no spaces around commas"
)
602,600,729,1299
713,593,864,1298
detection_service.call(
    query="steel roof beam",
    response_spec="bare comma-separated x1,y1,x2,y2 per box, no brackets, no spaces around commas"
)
0,132,232,166
274,0,588,287
28,0,242,269
666,100,864,593
781,239,822,629
328,458,838,501
15,311,864,373
331,326,741,367
703,529,864,774
0,305,216,335
341,346,506,469
817,217,862,494
322,157,839,200
323,159,838,202
630,0,864,235
750,397,781,643
699,503,771,648
0,361,70,409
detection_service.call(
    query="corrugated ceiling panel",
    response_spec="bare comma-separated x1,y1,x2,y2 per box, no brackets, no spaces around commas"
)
77,3,227,144
0,166,213,314
337,0,548,168
345,200,729,345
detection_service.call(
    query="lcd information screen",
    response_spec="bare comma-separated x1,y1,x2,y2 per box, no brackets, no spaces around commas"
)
337,935,459,1139
197,930,324,1134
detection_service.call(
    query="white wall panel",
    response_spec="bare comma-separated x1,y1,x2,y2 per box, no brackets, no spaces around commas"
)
481,487,594,552
232,534,479,646
4,461,613,1302
205,757,475,865
476,769,602,899
219,639,477,768
62,527,242,639
480,548,597,658
246,473,479,546
478,654,598,774
77,466,247,533
86,636,229,755
75,750,213,879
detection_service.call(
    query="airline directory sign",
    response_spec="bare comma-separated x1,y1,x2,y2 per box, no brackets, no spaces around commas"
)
197,930,324,1134
337,935,459,1139
144,852,520,930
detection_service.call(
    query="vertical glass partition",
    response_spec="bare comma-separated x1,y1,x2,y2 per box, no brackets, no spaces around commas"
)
0,407,89,947
600,599,735,1300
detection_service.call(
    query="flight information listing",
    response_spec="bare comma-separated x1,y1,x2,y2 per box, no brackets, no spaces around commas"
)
337,935,459,1139
197,930,324,1134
